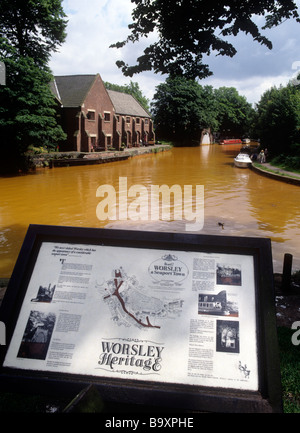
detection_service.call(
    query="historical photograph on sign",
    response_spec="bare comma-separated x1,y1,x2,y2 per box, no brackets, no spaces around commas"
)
216,263,242,286
31,284,56,303
198,291,239,317
3,241,258,391
17,311,56,360
216,320,240,353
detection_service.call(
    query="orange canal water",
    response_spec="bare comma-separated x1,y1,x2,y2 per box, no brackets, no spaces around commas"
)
0,144,299,277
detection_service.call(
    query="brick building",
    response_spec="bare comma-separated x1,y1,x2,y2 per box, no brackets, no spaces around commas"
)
107,89,155,149
51,74,155,152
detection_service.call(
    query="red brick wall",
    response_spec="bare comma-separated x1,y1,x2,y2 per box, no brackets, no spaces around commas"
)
60,107,81,151
112,114,122,150
58,74,155,152
82,74,114,151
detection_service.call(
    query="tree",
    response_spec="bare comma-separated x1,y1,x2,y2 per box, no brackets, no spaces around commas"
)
254,83,300,157
151,76,218,143
214,87,254,138
151,77,255,144
112,0,300,79
0,0,67,173
104,80,150,112
0,0,67,65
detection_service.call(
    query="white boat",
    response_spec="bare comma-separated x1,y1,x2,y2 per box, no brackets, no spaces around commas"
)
234,152,252,168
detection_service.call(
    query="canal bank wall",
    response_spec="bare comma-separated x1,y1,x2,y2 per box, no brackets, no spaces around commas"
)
31,144,172,168
251,163,300,186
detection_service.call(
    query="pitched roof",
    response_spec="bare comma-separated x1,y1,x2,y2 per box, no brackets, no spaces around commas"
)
51,74,151,118
54,75,98,107
49,80,61,103
107,90,150,118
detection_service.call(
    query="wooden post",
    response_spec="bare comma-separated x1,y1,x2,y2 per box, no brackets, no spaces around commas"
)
282,253,293,292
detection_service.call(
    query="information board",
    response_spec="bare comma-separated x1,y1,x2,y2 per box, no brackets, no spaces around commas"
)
0,225,282,412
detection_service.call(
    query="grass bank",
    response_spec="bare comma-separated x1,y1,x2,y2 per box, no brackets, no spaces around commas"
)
278,327,300,412
260,164,299,178
270,154,300,174
252,161,300,185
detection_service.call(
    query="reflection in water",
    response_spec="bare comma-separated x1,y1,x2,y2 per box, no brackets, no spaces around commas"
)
0,144,299,276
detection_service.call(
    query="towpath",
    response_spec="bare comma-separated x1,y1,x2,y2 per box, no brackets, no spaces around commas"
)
252,162,300,185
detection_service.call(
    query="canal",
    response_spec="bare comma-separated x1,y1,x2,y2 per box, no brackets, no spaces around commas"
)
0,144,299,278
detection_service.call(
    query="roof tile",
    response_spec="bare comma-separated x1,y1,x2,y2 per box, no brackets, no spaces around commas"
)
54,75,97,107
107,90,150,118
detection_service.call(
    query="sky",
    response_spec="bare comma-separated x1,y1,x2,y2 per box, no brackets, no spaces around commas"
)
49,0,300,106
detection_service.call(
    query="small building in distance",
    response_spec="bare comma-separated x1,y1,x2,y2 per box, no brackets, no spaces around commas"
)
107,89,155,150
51,74,155,152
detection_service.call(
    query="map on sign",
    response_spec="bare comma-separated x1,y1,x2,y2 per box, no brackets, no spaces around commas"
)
99,267,184,329
2,239,260,392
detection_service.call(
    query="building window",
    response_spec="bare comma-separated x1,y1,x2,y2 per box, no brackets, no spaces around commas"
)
107,135,112,147
145,118,149,125
136,117,140,124
104,112,111,122
87,110,95,120
126,116,130,124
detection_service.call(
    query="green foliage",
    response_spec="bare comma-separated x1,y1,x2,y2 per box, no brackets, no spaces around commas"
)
214,87,254,138
104,80,150,112
151,76,218,142
254,84,300,157
151,76,254,142
0,0,67,64
0,0,67,173
271,151,300,171
0,55,66,172
277,327,300,413
112,0,300,79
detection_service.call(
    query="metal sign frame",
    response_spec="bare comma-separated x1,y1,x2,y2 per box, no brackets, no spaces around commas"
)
0,224,282,412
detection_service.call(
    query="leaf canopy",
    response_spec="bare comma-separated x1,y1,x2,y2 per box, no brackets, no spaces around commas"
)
0,0,67,65
112,0,300,79
151,77,254,142
0,0,67,172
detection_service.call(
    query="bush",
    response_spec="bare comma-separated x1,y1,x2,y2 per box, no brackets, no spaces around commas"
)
26,145,48,154
272,154,300,171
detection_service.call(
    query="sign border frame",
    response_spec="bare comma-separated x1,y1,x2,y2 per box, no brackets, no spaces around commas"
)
0,224,282,412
